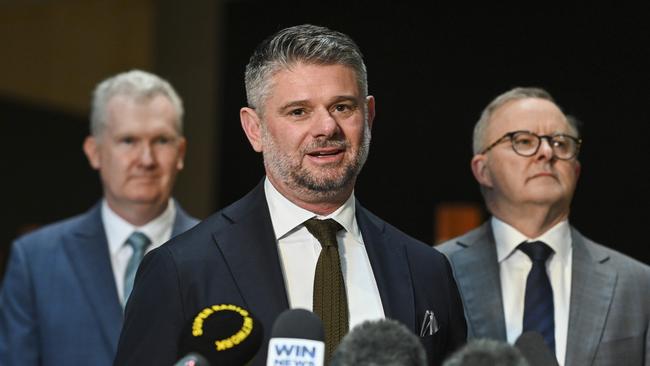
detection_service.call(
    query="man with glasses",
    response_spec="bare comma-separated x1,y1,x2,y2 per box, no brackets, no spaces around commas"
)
438,87,649,366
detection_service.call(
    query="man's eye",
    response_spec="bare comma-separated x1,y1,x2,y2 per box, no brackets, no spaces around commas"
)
155,136,172,144
552,140,567,149
289,109,306,117
333,104,354,113
515,137,534,146
120,137,135,144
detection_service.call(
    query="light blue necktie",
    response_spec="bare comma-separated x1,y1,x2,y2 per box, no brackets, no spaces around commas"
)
519,241,555,354
123,231,151,306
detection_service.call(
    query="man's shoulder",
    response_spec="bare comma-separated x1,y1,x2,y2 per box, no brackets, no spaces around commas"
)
436,223,490,257
357,205,447,261
575,230,650,277
161,192,260,256
13,207,98,251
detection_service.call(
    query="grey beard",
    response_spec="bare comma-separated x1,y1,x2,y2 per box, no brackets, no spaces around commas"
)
261,121,371,199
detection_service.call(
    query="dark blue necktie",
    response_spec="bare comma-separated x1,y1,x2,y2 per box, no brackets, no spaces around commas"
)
519,241,555,354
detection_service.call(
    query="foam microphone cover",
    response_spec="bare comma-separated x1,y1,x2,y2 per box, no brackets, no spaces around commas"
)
173,352,211,366
330,318,427,366
514,331,559,366
178,304,264,366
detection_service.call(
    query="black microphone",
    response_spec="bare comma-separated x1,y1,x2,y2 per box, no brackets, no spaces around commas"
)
330,318,427,366
514,331,559,366
176,304,264,366
266,308,326,366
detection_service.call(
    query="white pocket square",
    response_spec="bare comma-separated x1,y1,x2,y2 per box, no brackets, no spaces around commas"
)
419,309,439,336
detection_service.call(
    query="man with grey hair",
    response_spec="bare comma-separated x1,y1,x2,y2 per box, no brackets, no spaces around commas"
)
438,87,650,366
114,24,466,366
0,70,198,366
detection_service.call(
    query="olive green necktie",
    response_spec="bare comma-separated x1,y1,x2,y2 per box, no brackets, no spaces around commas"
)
304,218,348,362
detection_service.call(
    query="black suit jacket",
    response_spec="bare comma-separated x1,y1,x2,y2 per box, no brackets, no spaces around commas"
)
114,182,466,365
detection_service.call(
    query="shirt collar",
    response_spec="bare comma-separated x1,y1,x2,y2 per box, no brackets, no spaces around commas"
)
264,177,362,243
102,198,176,255
492,216,572,264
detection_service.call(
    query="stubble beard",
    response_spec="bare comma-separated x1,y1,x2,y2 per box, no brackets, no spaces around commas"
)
261,122,371,201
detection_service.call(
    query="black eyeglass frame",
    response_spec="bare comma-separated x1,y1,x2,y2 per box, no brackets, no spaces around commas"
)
480,130,582,160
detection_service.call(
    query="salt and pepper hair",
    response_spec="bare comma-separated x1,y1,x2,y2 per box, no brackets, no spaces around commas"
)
90,69,184,138
442,339,530,366
472,87,580,155
244,24,368,113
330,318,427,366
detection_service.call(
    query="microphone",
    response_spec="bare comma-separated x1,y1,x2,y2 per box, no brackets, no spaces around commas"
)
514,331,559,366
330,318,427,366
177,304,264,366
266,308,326,366
173,352,210,366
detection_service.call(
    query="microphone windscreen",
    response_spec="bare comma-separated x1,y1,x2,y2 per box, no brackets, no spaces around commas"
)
173,352,211,366
178,304,264,366
266,308,325,366
442,338,528,366
270,308,325,341
514,331,559,366
330,318,427,366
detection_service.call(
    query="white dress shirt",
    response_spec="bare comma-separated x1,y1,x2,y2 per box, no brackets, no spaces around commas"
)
264,178,385,329
102,199,176,304
493,217,572,366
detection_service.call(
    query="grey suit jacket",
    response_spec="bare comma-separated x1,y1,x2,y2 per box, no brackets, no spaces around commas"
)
0,201,198,366
437,221,650,366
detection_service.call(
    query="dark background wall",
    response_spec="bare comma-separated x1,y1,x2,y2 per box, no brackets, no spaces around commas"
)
219,2,650,263
2,2,649,276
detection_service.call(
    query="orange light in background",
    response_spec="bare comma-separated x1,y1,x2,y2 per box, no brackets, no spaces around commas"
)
434,202,484,245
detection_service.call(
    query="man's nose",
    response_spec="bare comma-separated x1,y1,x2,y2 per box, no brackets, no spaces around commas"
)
139,143,156,166
312,108,339,138
536,137,555,160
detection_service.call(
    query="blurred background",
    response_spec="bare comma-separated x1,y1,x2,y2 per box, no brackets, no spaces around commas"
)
2,1,649,278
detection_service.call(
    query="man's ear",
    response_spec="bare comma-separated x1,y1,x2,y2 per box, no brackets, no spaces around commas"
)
240,107,263,152
176,137,187,171
83,136,101,170
366,95,376,130
471,154,493,188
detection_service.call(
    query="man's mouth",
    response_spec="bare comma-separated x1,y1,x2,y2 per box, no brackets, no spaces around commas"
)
307,148,344,157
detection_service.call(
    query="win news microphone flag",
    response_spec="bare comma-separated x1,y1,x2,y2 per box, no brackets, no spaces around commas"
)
266,308,326,366
176,304,264,366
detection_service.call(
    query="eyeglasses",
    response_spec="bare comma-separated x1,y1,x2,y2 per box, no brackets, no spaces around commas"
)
480,130,582,160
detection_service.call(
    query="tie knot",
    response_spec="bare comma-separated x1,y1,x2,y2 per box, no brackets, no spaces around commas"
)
518,241,554,262
304,218,343,248
126,231,151,252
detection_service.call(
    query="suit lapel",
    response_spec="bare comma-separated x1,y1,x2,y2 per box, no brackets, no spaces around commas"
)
212,183,289,332
448,223,507,340
63,204,123,354
564,229,616,366
356,204,415,331
171,201,199,236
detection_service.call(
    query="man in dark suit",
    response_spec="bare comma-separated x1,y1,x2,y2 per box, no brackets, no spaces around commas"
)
438,87,650,366
0,70,198,366
114,24,466,366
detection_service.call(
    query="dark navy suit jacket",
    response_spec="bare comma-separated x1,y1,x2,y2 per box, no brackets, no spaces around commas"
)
114,182,467,365
0,201,198,366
